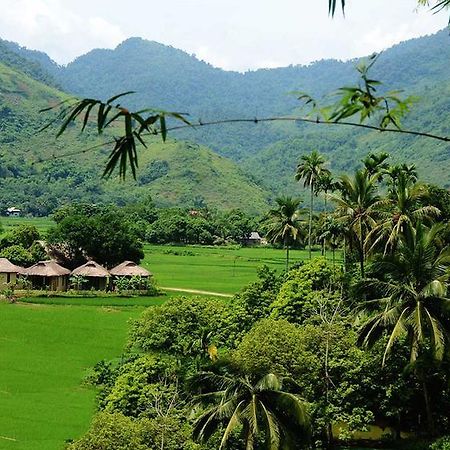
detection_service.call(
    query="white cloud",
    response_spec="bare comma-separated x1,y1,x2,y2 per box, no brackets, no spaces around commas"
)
0,0,125,63
0,0,446,70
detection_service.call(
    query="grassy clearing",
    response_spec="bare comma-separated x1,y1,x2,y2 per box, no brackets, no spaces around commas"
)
18,292,202,307
0,301,144,450
142,244,340,294
1,216,54,235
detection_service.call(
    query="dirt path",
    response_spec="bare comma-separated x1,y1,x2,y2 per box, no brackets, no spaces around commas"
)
160,287,233,298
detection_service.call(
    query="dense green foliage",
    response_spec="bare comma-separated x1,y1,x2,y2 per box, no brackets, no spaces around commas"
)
0,224,45,266
47,205,144,268
0,61,270,215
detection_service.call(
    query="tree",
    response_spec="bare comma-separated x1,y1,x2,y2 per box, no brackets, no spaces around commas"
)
366,173,439,255
0,244,34,267
362,152,390,180
191,370,309,450
47,206,144,268
296,150,330,259
357,222,450,434
265,196,304,271
331,169,381,277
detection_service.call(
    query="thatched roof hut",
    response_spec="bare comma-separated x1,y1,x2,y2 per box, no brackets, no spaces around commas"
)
71,261,110,290
110,261,151,277
23,260,71,277
22,260,70,291
72,261,110,278
0,258,23,286
0,258,23,274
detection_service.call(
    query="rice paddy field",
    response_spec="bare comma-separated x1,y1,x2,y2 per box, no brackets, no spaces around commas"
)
0,217,341,449
0,301,145,450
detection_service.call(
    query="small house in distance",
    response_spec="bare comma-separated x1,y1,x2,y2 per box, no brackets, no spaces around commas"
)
0,258,23,286
242,231,263,246
71,260,110,291
6,207,21,217
22,260,70,291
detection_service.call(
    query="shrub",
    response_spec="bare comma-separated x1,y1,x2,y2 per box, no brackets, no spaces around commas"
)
431,436,450,450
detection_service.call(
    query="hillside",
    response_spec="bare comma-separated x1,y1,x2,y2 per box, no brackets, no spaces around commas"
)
2,30,450,202
0,62,271,215
10,30,449,191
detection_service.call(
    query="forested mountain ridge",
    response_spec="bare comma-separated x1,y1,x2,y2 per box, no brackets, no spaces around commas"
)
0,61,271,215
2,29,450,204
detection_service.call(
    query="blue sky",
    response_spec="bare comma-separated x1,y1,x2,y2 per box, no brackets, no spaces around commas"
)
0,0,446,71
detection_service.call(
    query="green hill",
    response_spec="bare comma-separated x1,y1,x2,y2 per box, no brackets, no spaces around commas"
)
2,30,450,204
15,30,448,191
0,62,271,215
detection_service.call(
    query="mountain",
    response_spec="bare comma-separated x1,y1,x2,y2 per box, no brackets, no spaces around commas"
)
2,30,450,207
0,61,271,215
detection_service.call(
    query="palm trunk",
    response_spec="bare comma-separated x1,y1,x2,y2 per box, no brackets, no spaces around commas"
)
286,245,290,272
343,236,347,273
332,247,336,268
359,218,365,278
423,379,435,436
324,193,328,258
309,183,314,259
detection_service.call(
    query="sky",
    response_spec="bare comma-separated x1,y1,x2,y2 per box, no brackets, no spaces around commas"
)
0,0,446,71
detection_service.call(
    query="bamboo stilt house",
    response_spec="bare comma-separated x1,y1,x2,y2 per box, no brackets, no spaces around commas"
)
71,260,110,291
0,258,23,287
22,260,70,291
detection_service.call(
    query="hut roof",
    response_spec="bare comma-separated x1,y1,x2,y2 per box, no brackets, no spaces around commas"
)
72,261,110,278
0,258,23,274
109,261,151,277
22,260,70,277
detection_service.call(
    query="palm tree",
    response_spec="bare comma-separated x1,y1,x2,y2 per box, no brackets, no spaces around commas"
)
192,371,310,449
296,150,330,259
385,163,418,187
318,215,344,267
357,223,450,434
265,196,304,271
330,169,381,277
366,173,440,255
362,152,390,179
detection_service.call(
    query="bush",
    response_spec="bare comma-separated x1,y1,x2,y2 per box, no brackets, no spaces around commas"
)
0,244,34,267
129,296,230,360
431,436,450,450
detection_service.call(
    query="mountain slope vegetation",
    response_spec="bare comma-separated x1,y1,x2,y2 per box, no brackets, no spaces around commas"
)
2,30,450,208
0,62,270,215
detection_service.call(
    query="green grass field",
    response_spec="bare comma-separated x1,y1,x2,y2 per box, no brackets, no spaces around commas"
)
142,244,338,294
0,301,145,450
1,217,54,235
1,215,339,295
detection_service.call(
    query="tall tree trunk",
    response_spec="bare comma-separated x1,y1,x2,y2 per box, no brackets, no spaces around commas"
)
332,247,336,268
343,235,347,273
324,192,328,258
286,245,290,272
359,218,365,278
309,183,314,259
423,379,435,436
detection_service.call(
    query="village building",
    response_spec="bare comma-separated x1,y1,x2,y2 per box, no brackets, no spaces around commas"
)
22,260,71,291
71,260,110,291
110,261,152,288
242,231,263,246
6,207,21,217
0,258,23,287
